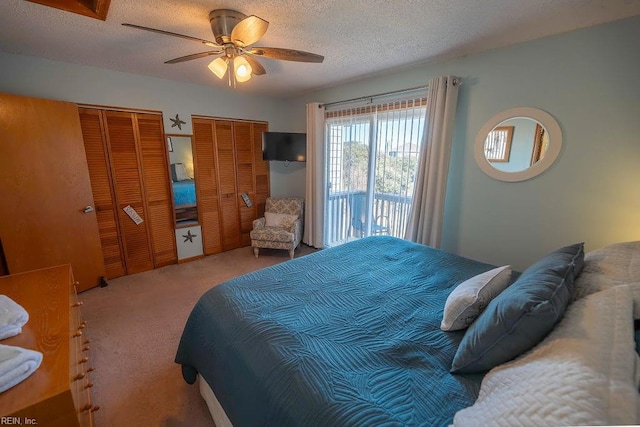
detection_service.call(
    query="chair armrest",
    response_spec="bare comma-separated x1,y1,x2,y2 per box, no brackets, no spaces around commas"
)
253,217,266,230
290,218,303,243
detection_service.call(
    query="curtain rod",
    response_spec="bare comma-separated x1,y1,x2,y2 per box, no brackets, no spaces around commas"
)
319,85,429,109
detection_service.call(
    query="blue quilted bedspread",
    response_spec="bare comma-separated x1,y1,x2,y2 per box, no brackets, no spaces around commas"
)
172,180,196,206
175,236,493,426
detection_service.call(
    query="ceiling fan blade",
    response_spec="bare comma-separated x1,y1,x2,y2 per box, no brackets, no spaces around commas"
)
243,55,266,75
230,15,269,47
247,47,324,63
122,23,219,46
165,51,222,64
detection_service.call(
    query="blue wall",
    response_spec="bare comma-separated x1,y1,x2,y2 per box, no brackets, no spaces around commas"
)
1,16,638,270
288,15,640,270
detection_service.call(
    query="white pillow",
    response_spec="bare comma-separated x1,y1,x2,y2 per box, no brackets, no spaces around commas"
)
441,265,512,331
172,163,190,181
264,212,298,228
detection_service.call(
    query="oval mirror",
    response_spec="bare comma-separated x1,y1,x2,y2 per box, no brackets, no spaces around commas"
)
474,107,562,182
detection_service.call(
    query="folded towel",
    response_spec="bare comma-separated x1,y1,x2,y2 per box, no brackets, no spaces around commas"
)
0,295,29,340
0,344,43,393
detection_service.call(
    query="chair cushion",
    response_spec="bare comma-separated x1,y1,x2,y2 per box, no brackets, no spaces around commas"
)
250,227,295,243
264,212,298,228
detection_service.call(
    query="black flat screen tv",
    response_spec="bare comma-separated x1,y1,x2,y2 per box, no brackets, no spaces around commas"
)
262,132,307,162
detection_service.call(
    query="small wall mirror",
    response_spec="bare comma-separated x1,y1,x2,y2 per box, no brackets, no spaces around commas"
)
474,107,562,182
167,134,198,226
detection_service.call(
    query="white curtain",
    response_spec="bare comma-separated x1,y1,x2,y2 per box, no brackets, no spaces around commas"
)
404,76,461,247
304,102,326,248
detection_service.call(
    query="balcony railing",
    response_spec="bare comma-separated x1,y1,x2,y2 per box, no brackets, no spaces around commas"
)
325,190,413,247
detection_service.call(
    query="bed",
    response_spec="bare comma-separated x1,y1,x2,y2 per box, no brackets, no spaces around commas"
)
172,179,196,207
175,236,640,426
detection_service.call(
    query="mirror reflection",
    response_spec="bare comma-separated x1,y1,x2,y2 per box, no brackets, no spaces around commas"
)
168,135,198,225
484,117,549,173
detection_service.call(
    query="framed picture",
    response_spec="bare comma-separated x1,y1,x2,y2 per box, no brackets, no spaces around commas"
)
167,136,173,152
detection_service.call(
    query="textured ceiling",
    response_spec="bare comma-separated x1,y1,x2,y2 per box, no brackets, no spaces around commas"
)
1,0,639,97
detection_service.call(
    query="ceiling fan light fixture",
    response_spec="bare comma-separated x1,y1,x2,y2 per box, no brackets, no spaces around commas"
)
208,57,228,79
234,56,252,82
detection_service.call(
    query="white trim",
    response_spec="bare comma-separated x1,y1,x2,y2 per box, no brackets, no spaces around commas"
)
474,107,562,182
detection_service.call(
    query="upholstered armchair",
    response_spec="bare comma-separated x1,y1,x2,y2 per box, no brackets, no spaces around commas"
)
250,197,304,259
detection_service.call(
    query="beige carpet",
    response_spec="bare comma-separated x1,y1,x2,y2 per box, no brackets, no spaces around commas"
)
81,245,317,427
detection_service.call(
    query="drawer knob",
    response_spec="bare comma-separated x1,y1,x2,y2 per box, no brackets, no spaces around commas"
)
85,381,94,389
74,372,86,381
72,301,83,307
87,366,95,372
82,346,90,352
73,330,83,337
80,403,92,412
83,339,91,344
79,356,89,364
90,405,100,413
78,323,86,329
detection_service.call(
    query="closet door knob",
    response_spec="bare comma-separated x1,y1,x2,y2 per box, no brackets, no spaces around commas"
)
82,205,95,214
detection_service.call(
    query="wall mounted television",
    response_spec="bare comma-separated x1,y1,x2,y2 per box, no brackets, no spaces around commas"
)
262,132,307,162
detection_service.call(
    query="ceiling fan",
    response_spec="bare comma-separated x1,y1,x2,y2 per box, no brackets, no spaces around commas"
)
122,9,324,87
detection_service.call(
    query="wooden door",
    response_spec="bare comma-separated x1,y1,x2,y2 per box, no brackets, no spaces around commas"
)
252,122,270,218
136,113,177,267
214,120,241,251
78,108,126,279
234,122,256,246
192,118,222,255
0,93,106,291
103,111,154,274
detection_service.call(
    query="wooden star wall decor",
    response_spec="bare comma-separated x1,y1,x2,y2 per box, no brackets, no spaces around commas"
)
170,114,186,130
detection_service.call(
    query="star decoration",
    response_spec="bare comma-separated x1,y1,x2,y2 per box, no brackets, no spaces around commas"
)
170,114,186,130
182,230,197,243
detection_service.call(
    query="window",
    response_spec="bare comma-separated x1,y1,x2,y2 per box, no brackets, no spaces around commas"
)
484,126,513,162
324,97,427,247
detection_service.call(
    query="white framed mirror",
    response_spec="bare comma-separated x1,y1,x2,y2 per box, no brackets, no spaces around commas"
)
474,107,562,182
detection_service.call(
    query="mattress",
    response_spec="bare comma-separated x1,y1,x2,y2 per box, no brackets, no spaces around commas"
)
176,236,495,426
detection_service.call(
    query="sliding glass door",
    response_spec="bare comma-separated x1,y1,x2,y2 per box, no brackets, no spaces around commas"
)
324,97,427,247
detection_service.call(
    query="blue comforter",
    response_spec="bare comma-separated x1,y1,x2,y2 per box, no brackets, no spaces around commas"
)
175,236,492,426
173,180,196,206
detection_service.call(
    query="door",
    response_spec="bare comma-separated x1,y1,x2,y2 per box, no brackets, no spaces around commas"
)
0,93,106,291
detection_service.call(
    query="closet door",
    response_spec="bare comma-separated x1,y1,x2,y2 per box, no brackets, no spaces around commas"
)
215,120,241,251
137,113,177,267
103,112,155,274
234,122,256,246
78,108,126,279
252,122,270,218
0,93,105,291
192,119,222,255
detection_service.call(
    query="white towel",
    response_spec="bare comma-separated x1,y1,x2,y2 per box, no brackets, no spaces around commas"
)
0,344,43,393
0,295,29,340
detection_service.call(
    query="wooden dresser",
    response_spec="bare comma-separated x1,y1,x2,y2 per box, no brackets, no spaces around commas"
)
0,265,97,426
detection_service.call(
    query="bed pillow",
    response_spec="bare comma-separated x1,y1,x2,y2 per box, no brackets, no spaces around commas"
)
264,212,298,229
171,163,190,181
450,243,585,374
453,285,639,426
441,265,512,331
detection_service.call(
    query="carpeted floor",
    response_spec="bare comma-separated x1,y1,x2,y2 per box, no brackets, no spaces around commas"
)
81,245,317,427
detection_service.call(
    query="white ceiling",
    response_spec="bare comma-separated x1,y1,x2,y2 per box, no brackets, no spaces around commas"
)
1,0,639,98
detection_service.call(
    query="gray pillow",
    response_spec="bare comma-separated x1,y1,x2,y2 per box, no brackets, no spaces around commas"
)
450,243,585,374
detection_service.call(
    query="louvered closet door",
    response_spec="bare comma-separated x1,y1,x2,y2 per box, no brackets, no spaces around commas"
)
215,121,241,251
234,122,256,246
137,114,177,267
78,108,126,279
252,122,270,218
192,119,222,255
104,111,154,274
